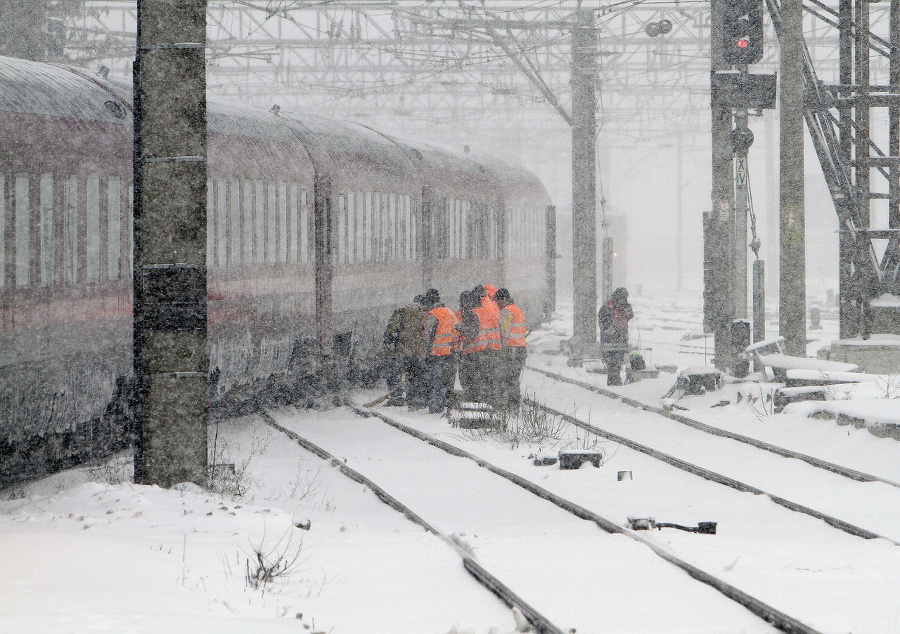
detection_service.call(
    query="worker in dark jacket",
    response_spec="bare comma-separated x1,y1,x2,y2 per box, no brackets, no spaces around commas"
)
383,294,428,407
495,288,527,408
598,287,634,386
454,291,479,399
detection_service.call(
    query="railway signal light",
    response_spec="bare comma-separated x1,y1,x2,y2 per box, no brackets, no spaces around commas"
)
722,0,764,65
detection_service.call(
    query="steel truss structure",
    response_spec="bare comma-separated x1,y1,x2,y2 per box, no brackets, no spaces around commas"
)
52,2,754,148
53,2,890,164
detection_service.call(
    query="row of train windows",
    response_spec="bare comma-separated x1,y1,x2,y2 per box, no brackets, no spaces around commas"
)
1,174,535,291
206,178,310,270
206,182,422,269
430,198,500,261
0,173,130,290
333,192,417,265
508,204,547,259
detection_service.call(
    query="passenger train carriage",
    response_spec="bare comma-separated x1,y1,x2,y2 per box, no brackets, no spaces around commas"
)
0,55,555,486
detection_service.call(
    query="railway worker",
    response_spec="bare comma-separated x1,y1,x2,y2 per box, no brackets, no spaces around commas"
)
455,291,480,399
598,287,634,386
420,289,459,414
383,294,429,408
464,285,503,406
477,283,500,314
494,288,527,409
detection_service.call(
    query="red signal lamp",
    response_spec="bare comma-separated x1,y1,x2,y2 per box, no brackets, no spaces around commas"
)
738,38,749,49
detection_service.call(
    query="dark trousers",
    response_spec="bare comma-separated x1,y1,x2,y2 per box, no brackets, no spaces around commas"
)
385,355,426,406
459,350,501,407
424,356,452,413
603,351,625,386
500,348,527,408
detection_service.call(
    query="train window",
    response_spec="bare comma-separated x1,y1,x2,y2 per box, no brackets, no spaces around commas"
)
287,184,297,265
489,207,497,260
14,174,30,288
457,199,463,260
364,192,373,263
86,175,100,283
336,193,346,265
126,185,133,278
463,200,471,260
470,202,482,260
277,183,287,264
300,188,309,264
449,198,455,261
410,198,417,261
266,182,276,265
346,191,356,265
256,182,266,265
432,198,442,260
384,193,392,262
355,192,365,264
371,192,380,262
229,179,241,267
40,174,54,286
107,176,121,281
241,180,252,264
382,192,390,262
216,178,227,270
402,195,410,261
460,199,467,260
0,174,5,288
206,180,214,269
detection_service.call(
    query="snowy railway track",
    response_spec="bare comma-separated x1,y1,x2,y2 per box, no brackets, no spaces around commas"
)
261,407,812,633
527,366,900,489
259,411,566,634
525,366,900,546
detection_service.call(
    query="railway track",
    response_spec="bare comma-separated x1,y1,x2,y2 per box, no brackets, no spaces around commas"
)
522,367,900,544
262,406,815,633
526,365,900,489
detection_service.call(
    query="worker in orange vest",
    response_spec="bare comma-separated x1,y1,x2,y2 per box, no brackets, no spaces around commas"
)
494,288,527,409
464,284,502,406
420,288,459,414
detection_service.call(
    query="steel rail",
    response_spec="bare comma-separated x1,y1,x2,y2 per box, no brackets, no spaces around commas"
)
527,365,900,490
259,411,566,634
345,403,820,634
525,397,900,545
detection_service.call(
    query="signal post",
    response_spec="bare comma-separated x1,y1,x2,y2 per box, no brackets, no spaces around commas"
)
707,0,774,371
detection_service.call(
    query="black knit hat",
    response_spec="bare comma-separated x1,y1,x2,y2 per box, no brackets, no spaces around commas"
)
494,288,511,304
423,288,440,305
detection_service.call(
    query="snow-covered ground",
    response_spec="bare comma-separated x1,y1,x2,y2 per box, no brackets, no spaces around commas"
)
2,293,899,633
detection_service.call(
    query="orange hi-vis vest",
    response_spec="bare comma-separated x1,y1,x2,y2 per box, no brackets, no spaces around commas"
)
463,303,501,354
502,303,527,348
427,306,459,356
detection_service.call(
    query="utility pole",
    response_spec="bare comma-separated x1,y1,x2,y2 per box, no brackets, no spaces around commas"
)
780,0,807,356
571,8,599,350
707,0,735,371
133,0,209,487
734,107,751,320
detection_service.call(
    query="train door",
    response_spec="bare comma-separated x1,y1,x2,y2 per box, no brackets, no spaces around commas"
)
314,176,333,359
421,186,433,289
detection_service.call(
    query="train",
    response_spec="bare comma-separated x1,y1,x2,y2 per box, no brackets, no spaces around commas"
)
0,54,556,486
